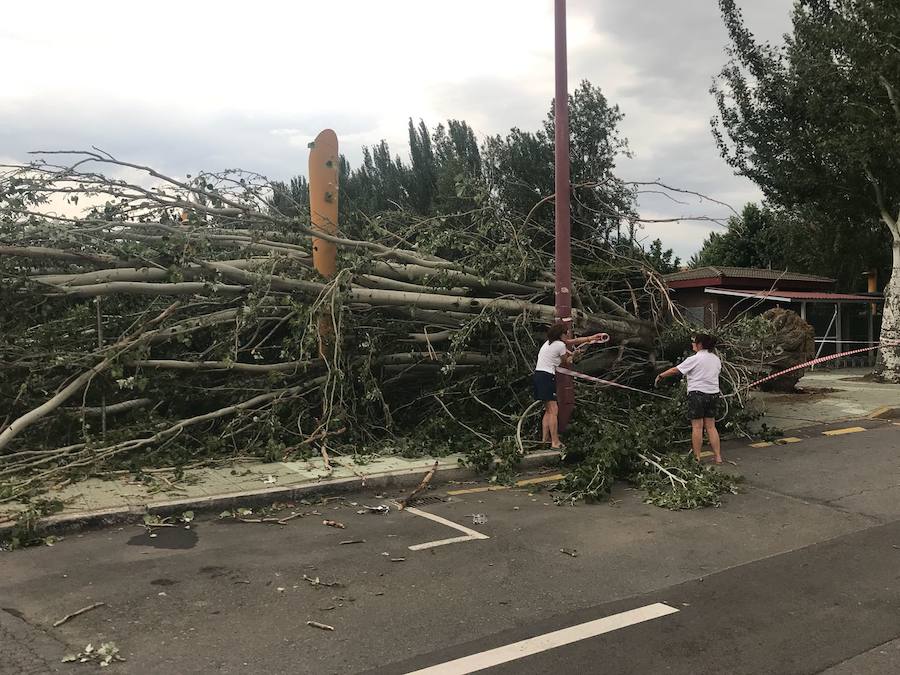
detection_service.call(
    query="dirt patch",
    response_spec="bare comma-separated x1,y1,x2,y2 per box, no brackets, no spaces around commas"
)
764,387,839,404
841,374,880,382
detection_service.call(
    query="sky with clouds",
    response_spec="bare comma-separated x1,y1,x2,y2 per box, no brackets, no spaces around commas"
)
1,0,793,260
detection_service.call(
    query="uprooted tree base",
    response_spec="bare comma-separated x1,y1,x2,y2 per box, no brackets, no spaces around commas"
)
0,152,764,509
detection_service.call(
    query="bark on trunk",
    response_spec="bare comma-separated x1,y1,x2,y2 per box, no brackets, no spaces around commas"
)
875,240,900,382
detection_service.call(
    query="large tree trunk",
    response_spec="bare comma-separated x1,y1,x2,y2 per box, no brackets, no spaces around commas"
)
875,239,900,382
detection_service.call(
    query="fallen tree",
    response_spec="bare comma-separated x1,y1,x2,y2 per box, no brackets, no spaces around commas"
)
0,150,749,508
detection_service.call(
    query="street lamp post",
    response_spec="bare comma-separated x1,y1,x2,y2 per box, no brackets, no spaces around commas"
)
554,0,575,431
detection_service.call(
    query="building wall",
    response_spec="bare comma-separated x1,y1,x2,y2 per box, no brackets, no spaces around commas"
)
670,288,723,327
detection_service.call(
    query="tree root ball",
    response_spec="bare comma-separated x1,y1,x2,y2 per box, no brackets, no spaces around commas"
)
759,307,815,392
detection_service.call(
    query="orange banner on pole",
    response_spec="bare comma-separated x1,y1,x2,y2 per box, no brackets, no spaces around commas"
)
309,129,339,279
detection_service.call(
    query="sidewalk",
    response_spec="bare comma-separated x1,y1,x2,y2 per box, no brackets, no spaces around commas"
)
751,367,900,431
2,368,897,535
0,451,561,534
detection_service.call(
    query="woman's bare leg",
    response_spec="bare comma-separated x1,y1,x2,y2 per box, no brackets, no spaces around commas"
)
547,400,562,448
704,418,722,463
541,402,552,443
690,418,704,461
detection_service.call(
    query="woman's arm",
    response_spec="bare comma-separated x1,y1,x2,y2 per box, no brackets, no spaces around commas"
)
564,332,610,348
654,366,681,387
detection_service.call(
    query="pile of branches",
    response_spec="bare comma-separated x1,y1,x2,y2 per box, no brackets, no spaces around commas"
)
0,151,745,507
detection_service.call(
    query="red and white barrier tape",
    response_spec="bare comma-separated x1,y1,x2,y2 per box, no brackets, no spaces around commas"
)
556,367,675,400
745,339,900,389
556,339,900,401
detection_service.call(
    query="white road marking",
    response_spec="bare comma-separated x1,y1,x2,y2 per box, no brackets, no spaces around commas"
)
402,505,489,551
405,602,680,675
409,535,478,551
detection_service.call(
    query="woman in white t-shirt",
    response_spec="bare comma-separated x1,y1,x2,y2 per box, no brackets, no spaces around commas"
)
533,322,609,449
654,333,723,464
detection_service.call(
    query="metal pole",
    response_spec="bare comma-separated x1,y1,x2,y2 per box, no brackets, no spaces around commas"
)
812,305,837,369
554,0,575,431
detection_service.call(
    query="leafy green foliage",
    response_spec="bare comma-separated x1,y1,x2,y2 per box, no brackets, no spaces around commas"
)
278,80,677,271
548,389,743,507
1,498,63,550
633,452,742,509
712,0,900,289
690,202,890,290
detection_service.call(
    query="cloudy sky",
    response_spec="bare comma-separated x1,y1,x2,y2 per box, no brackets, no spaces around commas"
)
1,0,793,259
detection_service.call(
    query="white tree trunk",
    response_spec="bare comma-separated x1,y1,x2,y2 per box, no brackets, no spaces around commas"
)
875,240,900,382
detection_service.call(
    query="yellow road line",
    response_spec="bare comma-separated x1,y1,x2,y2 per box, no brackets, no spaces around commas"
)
822,426,867,436
445,485,507,496
446,473,565,496
750,436,803,448
515,473,565,487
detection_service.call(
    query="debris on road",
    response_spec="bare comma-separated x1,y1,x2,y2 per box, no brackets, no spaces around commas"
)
302,574,342,588
471,513,487,525
322,519,346,529
219,504,318,525
61,642,125,667
560,548,579,557
390,557,406,562
238,512,308,525
398,460,439,510
53,602,106,628
356,504,390,515
262,474,277,484
339,539,366,545
307,620,335,631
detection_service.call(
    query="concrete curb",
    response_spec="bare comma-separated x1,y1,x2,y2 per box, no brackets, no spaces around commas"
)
0,451,562,539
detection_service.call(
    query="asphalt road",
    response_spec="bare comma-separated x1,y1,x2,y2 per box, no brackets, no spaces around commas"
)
3,419,900,674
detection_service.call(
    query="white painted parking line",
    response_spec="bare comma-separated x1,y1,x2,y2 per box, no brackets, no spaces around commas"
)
401,505,489,551
409,535,478,551
405,602,679,674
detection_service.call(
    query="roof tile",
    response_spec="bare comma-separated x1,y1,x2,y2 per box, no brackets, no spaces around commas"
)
664,266,834,283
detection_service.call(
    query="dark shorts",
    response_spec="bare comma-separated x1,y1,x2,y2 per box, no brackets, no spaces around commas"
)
687,391,720,420
533,371,557,401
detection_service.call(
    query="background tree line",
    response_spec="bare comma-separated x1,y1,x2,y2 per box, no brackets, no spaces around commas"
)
690,201,892,290
271,80,681,275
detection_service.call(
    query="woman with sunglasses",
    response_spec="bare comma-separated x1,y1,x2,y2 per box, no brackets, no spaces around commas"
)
654,333,723,464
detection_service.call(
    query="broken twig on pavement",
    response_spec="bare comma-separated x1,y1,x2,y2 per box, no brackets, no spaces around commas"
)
307,621,335,631
398,460,439,510
53,602,105,627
